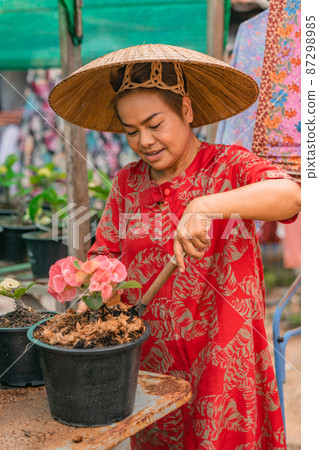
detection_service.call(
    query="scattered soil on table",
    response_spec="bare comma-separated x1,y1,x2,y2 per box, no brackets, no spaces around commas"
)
34,302,145,349
0,305,55,328
142,378,182,397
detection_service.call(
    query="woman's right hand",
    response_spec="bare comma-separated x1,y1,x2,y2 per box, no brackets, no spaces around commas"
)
173,197,211,273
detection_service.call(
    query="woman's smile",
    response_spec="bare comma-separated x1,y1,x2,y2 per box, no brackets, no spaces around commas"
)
143,148,165,161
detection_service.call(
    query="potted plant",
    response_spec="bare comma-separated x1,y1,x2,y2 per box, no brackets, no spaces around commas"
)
0,153,22,215
0,277,56,386
28,162,66,190
22,186,69,278
0,167,37,262
27,255,151,427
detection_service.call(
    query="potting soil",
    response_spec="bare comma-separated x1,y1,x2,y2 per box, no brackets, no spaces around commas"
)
0,306,54,328
34,302,146,349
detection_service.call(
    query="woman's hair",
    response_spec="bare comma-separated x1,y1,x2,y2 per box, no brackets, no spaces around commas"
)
110,62,188,119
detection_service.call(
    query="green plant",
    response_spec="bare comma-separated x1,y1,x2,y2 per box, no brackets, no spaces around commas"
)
0,278,35,310
288,312,301,328
28,186,68,229
0,154,23,208
264,266,297,293
28,162,66,189
88,169,112,218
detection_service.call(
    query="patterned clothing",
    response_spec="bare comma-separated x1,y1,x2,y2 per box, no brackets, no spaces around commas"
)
88,142,293,449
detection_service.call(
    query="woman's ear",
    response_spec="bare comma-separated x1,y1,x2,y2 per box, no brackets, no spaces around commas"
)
181,95,193,124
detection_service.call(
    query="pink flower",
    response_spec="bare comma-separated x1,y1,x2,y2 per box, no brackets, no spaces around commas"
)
101,284,113,301
77,300,89,312
48,285,77,303
48,256,81,303
89,269,111,292
60,256,83,287
80,259,100,274
92,256,127,283
48,255,132,307
75,259,100,284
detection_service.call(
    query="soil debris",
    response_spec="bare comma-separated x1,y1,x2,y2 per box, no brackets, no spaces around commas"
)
143,378,182,396
34,302,146,349
0,305,55,328
72,435,83,443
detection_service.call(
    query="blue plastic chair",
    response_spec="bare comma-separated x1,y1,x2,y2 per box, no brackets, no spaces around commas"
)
272,274,301,433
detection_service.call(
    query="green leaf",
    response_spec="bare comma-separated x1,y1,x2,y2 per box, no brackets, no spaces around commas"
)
73,260,81,269
87,169,93,182
84,295,103,309
6,154,19,169
28,164,39,172
0,289,14,299
28,194,44,221
25,282,36,292
13,287,26,299
115,280,142,290
42,186,57,203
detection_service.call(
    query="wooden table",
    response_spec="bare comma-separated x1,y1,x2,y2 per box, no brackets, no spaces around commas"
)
0,371,192,449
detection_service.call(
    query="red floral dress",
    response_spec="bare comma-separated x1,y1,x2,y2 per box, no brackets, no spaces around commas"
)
89,142,295,449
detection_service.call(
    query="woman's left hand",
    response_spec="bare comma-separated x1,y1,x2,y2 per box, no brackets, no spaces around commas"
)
173,197,211,273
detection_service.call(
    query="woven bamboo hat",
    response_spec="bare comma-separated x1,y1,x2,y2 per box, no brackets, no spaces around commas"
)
49,44,259,133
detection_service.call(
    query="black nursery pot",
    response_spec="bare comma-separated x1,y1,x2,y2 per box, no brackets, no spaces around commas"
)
27,319,152,427
22,231,68,279
0,220,36,263
0,312,57,387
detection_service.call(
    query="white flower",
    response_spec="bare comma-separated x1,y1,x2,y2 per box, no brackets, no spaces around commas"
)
0,278,21,290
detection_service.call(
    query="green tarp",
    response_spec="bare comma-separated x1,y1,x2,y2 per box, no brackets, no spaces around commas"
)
1,0,207,70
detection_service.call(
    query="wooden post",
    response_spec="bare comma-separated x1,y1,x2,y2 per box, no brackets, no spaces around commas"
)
206,0,225,143
58,1,91,261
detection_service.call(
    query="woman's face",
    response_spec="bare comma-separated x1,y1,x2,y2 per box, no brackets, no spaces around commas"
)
116,91,194,174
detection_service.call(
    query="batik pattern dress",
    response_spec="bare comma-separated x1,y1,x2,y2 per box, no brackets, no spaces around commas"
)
89,142,295,449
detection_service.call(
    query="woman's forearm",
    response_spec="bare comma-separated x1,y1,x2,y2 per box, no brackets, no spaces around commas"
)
198,179,301,222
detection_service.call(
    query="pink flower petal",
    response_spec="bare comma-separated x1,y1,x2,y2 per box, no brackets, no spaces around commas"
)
52,275,66,293
101,284,113,301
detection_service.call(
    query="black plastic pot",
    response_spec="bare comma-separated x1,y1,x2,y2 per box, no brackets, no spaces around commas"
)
0,219,37,263
0,311,57,387
0,208,18,218
27,319,152,427
22,231,68,279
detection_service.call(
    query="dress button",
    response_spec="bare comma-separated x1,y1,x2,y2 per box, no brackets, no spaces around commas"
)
163,188,170,196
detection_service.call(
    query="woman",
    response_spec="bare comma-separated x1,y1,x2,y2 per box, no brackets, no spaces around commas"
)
49,45,301,449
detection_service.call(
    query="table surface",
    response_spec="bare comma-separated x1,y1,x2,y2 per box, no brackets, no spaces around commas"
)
0,370,192,449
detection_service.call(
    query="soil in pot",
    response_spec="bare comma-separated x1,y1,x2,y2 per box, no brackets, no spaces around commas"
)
0,305,55,328
22,231,68,279
34,302,146,348
28,303,151,427
0,306,57,387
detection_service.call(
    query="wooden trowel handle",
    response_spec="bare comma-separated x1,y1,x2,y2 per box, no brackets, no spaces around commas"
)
140,255,178,307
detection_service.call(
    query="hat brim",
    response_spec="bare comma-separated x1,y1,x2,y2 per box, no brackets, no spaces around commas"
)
49,44,259,133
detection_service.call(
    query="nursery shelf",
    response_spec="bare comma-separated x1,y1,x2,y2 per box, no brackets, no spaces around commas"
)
0,370,192,449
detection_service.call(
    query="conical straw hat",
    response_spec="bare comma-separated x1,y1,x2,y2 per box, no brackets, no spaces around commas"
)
49,44,259,133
